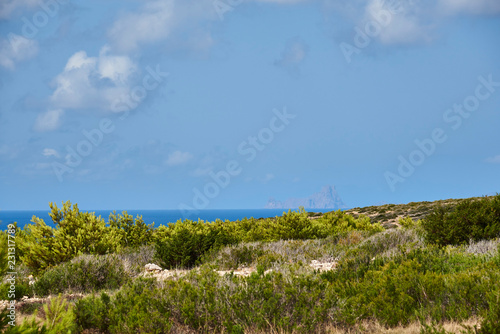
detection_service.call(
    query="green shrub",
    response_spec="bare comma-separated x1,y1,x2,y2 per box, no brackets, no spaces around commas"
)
108,211,155,248
422,195,500,246
159,266,328,332
155,219,236,269
313,210,383,237
399,216,423,229
4,294,76,334
18,201,121,272
0,279,34,300
75,278,173,334
74,292,111,332
34,254,128,297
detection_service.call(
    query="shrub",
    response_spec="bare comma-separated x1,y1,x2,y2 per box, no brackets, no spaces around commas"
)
109,278,172,333
0,279,34,300
74,278,173,334
155,219,236,269
34,254,128,297
313,210,383,237
4,294,76,334
74,292,111,332
160,266,329,332
108,211,155,249
18,201,121,272
422,195,500,246
399,216,423,229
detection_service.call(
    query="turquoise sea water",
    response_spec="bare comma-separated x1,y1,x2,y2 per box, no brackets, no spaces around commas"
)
0,208,336,229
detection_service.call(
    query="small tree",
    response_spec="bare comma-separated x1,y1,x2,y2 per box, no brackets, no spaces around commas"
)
18,201,120,272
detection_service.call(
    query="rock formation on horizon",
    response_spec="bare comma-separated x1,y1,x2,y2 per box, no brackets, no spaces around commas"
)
265,185,347,210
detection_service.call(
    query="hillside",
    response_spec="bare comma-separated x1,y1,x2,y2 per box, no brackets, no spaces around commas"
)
344,196,494,227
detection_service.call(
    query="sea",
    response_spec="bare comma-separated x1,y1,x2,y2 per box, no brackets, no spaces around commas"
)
0,208,336,230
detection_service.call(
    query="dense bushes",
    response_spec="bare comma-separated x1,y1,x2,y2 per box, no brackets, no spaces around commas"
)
34,254,128,297
154,208,382,269
17,201,155,272
154,219,237,269
71,244,500,333
74,279,173,334
7,197,500,332
422,195,500,246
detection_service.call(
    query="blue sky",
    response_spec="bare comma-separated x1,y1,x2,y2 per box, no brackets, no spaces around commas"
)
0,0,499,210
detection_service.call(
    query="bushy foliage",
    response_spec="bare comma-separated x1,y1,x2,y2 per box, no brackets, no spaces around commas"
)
73,292,111,333
18,202,156,272
422,195,500,246
155,208,382,269
314,210,383,237
0,279,34,300
1,294,76,334
0,232,10,278
399,216,424,229
18,201,120,272
10,198,500,333
33,254,128,297
155,218,237,269
108,211,155,249
74,278,172,333
322,245,500,328
156,266,328,333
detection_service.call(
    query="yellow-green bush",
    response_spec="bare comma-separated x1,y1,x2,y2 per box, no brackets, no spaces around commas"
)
18,202,155,272
18,201,120,272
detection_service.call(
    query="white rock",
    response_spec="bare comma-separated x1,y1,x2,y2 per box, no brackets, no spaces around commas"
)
144,263,162,272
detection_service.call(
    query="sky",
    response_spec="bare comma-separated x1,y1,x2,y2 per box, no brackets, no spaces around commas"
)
0,0,499,211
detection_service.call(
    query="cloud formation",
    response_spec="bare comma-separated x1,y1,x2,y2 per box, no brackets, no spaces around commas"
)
0,34,39,70
49,46,137,111
33,109,64,132
107,0,217,53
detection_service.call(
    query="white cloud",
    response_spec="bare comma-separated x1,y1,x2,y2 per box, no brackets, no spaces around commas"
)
363,0,433,45
330,0,500,49
485,155,500,164
42,148,60,158
0,0,41,19
165,150,194,166
108,0,218,53
108,0,176,52
34,109,64,132
49,46,137,112
438,0,500,15
0,34,39,70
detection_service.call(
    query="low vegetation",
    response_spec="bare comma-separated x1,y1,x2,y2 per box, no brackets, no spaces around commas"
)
0,195,499,333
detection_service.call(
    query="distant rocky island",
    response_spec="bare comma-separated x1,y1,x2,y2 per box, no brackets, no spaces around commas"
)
265,185,347,210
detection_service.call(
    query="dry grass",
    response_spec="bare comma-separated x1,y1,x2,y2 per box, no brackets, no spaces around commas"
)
244,318,480,334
